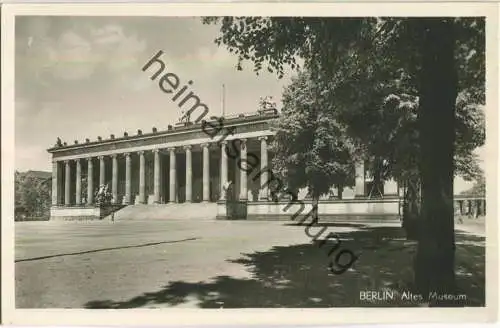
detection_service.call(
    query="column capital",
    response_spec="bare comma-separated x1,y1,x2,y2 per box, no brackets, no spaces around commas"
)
200,142,210,148
137,150,145,156
153,148,160,154
219,140,228,146
87,156,93,162
64,160,70,164
168,147,176,153
123,152,130,158
111,154,118,159
184,145,193,151
75,158,81,163
98,155,105,160
258,136,268,141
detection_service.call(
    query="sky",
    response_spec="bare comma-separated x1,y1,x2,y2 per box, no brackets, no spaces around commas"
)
15,16,293,171
14,16,483,193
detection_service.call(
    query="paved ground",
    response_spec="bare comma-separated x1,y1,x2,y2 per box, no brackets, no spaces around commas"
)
455,216,486,236
15,218,485,308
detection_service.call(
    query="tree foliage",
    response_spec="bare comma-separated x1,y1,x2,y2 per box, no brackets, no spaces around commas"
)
460,171,485,197
204,16,485,301
202,16,485,183
269,70,357,201
15,171,51,218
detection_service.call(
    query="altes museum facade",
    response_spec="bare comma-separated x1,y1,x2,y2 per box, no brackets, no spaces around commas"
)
47,108,402,221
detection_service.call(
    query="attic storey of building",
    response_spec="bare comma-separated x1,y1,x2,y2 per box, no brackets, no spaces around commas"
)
47,110,278,160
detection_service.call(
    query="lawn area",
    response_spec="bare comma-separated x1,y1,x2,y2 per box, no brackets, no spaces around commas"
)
15,219,485,308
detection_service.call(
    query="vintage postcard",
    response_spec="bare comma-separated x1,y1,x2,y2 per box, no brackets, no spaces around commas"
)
1,2,498,326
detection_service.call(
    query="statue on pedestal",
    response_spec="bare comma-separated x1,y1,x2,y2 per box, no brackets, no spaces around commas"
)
95,184,112,206
258,96,277,114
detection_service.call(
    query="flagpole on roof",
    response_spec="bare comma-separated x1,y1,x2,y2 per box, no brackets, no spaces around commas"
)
222,84,226,117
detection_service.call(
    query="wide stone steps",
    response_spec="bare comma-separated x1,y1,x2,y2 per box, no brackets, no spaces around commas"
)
106,203,217,221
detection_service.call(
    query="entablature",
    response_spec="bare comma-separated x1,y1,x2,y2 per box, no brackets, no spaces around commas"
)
50,118,276,161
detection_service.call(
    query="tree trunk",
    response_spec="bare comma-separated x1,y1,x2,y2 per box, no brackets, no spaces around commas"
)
337,184,343,200
373,175,382,198
376,160,383,196
312,196,319,224
415,19,458,305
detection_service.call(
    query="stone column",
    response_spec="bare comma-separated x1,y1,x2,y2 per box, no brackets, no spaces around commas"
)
75,159,82,205
112,154,118,204
354,160,365,198
202,143,210,202
124,153,131,204
185,145,193,203
99,156,105,186
153,149,161,204
138,151,146,204
239,139,248,200
220,141,228,200
258,136,269,200
169,148,176,203
65,160,71,206
87,158,94,205
383,178,398,197
51,161,58,206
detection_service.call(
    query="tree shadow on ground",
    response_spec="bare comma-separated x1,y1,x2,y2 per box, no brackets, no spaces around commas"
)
85,226,485,309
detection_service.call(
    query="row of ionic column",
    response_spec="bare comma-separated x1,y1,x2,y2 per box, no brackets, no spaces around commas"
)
52,136,271,206
178,144,211,203
54,154,130,206
218,137,269,201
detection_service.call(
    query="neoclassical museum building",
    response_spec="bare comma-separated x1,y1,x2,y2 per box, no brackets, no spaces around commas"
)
48,108,402,221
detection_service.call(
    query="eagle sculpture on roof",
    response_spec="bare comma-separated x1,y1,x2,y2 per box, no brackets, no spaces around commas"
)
179,109,190,123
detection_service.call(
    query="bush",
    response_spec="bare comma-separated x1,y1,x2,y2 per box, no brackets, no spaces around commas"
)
15,171,51,219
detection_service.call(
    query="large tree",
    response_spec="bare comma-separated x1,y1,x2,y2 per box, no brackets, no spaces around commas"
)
203,16,485,303
269,70,357,220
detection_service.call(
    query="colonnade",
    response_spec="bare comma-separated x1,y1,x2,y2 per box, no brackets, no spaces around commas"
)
51,135,398,207
51,137,272,206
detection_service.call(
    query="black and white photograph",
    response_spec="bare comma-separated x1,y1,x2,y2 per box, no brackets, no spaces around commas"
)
2,2,497,326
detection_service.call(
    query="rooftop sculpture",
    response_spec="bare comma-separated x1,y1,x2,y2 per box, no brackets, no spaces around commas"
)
258,96,278,114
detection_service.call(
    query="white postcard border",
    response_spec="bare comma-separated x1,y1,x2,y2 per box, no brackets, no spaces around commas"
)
1,2,498,325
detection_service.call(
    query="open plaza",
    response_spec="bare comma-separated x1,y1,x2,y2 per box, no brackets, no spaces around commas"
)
15,216,485,308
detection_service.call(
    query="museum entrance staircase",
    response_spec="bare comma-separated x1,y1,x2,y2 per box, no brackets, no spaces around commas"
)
103,202,217,221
